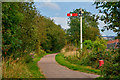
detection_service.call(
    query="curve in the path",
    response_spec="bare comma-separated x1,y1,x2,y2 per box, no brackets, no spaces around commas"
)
37,53,100,78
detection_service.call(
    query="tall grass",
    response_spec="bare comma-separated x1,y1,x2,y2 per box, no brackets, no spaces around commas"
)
2,53,46,78
61,44,77,53
2,56,32,78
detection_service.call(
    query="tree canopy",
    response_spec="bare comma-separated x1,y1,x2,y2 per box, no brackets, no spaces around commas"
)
66,8,100,46
2,2,66,57
94,1,120,33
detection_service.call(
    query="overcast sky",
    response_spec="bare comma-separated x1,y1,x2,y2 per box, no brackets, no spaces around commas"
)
34,2,117,36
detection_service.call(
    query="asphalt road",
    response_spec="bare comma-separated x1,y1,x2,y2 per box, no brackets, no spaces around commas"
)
37,53,100,79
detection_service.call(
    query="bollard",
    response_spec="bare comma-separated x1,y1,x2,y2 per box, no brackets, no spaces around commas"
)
99,60,104,68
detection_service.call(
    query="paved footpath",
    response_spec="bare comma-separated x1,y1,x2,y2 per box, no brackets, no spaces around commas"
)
37,53,100,79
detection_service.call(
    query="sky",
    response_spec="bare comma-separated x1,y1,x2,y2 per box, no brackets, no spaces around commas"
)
34,2,117,36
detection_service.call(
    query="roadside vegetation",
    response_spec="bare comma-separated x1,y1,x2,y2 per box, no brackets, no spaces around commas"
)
2,1,120,79
2,2,65,78
3,51,47,78
56,3,120,79
56,38,119,79
56,53,101,75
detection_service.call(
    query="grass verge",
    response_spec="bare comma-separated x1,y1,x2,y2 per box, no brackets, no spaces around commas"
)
55,53,101,75
2,53,47,78
26,53,47,78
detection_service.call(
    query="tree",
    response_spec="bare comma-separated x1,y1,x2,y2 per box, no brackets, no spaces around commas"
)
2,2,24,57
2,2,38,57
33,15,47,53
2,2,66,58
85,26,100,41
66,8,100,46
40,18,66,52
94,1,120,78
18,2,37,54
93,1,120,33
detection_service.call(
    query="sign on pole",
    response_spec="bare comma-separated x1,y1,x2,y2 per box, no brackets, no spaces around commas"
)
67,13,78,16
67,8,84,50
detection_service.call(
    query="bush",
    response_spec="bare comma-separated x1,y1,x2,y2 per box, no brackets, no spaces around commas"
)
100,49,120,79
93,37,107,52
64,39,115,69
83,40,93,49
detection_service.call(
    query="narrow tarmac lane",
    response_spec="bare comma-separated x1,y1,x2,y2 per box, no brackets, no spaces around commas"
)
37,53,100,78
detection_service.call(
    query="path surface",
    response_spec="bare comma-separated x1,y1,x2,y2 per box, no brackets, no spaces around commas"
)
38,53,100,78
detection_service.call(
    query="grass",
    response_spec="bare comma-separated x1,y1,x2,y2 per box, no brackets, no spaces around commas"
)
0,65,1,79
26,53,47,78
55,53,101,75
3,57,32,78
2,53,47,78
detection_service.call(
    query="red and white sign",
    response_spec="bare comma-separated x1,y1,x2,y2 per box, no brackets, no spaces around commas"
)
67,13,78,16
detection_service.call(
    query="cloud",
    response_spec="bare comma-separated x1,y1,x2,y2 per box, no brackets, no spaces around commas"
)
37,1,61,10
51,17,70,29
44,2,61,10
34,0,94,2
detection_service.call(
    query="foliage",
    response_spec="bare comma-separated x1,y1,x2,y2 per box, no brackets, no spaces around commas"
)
94,1,120,32
93,37,107,52
66,8,100,46
2,2,66,78
55,53,100,74
23,54,33,63
101,49,120,79
27,53,47,78
40,18,66,53
2,53,46,78
85,26,100,41
2,56,32,78
2,2,37,58
2,2,66,58
2,2,24,57
18,2,37,54
63,38,107,68
94,2,120,78
63,46,120,78
83,40,93,49
83,38,107,51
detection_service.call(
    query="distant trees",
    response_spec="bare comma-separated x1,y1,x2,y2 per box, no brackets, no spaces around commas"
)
38,17,66,53
66,9,100,46
2,2,65,58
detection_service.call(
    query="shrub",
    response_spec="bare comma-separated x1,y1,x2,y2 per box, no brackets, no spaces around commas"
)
93,37,107,52
60,45,77,53
100,49,120,79
83,40,93,49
